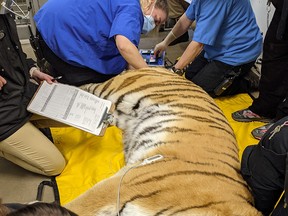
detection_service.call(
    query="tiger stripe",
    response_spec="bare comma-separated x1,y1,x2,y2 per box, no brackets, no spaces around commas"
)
66,68,261,216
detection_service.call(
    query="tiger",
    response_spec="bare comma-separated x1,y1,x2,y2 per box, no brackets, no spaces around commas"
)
65,67,262,216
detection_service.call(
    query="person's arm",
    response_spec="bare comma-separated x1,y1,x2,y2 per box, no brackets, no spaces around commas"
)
0,76,7,90
25,52,55,84
173,40,203,70
154,13,193,56
29,67,55,84
115,35,148,69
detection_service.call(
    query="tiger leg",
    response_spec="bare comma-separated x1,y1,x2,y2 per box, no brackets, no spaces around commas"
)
64,171,124,216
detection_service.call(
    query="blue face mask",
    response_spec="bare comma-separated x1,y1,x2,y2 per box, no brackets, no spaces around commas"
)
142,5,156,34
142,15,156,34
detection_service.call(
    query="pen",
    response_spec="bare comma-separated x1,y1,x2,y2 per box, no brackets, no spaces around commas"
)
52,76,62,81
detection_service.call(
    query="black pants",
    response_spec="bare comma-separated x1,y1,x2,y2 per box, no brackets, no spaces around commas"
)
249,0,288,119
185,51,254,98
37,31,115,86
276,96,288,120
241,116,288,216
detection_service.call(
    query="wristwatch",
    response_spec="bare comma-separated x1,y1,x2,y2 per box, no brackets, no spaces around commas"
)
171,66,184,76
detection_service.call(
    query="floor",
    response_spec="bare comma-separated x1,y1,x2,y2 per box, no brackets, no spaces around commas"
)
0,40,54,205
0,29,191,205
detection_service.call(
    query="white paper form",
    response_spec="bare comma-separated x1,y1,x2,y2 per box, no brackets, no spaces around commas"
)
27,81,112,135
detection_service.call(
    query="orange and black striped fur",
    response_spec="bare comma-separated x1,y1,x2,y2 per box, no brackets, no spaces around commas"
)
65,68,261,215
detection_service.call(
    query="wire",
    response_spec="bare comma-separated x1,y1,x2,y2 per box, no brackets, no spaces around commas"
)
116,164,141,216
116,154,164,215
1,0,30,19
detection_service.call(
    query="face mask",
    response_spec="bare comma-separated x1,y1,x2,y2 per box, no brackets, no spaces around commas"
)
142,4,156,34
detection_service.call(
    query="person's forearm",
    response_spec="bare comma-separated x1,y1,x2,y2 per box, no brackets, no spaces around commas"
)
120,44,148,69
163,14,193,46
174,40,203,69
115,35,148,69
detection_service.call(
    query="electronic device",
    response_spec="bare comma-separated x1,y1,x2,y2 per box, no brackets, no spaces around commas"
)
213,69,242,96
141,154,164,165
213,77,234,96
139,49,165,67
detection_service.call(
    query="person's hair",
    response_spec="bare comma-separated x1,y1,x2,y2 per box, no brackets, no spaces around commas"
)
140,0,169,16
0,204,11,216
0,202,77,216
155,0,169,17
0,199,11,216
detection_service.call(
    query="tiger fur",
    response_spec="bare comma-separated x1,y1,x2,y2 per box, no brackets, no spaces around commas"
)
65,67,262,216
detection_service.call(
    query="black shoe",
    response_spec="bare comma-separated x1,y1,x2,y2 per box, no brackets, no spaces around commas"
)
168,31,189,46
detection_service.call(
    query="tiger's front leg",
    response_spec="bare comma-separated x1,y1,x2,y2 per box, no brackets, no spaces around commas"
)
65,164,156,216
65,174,120,215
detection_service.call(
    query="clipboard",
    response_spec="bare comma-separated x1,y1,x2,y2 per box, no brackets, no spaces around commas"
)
27,81,114,136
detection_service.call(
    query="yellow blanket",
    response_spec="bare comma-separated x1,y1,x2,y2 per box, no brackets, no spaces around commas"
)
52,126,124,204
52,93,266,205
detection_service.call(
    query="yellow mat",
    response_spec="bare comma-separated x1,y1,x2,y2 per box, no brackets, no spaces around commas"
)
52,126,124,205
52,93,266,205
214,93,266,156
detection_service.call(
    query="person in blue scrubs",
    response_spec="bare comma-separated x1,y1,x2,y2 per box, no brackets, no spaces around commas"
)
154,0,262,97
34,0,168,86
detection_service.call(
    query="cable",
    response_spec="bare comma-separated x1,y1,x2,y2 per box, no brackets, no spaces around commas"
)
116,164,141,216
116,154,164,215
1,0,30,19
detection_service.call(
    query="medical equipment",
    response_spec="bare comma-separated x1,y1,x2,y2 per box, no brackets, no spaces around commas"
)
140,49,165,67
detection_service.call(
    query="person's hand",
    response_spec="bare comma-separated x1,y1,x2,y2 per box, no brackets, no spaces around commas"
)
0,75,7,90
154,41,168,57
30,68,55,84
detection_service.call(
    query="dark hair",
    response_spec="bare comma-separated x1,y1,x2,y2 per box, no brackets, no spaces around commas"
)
3,203,77,216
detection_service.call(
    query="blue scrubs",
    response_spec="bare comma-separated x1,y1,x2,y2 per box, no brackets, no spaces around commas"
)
186,0,262,66
34,0,143,75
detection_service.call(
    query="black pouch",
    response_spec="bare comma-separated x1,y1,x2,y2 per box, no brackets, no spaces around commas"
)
28,25,46,70
213,70,240,96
